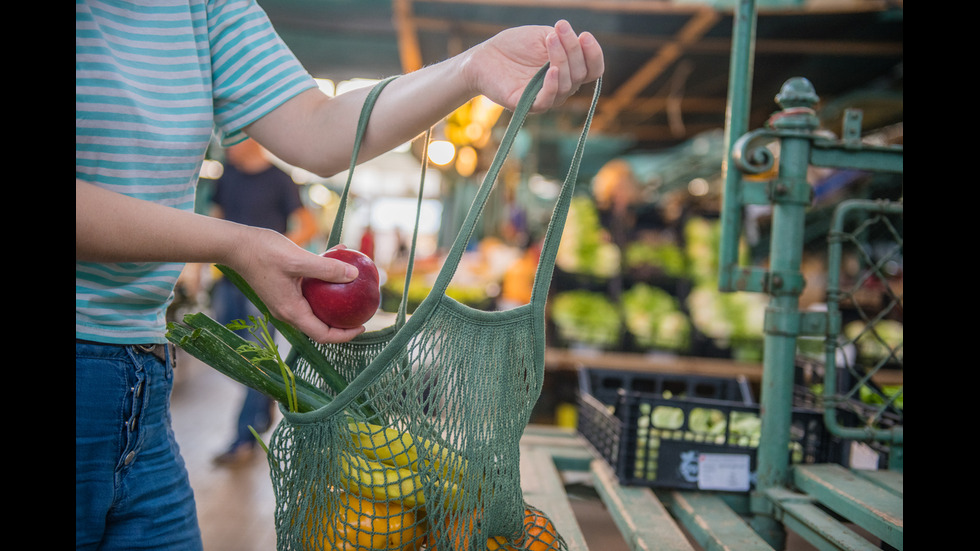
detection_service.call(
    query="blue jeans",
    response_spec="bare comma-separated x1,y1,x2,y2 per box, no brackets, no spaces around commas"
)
213,278,275,447
76,341,203,551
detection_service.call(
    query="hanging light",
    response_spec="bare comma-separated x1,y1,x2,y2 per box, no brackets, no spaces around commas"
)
199,159,224,179
455,146,478,177
427,140,456,166
688,177,710,197
307,183,335,207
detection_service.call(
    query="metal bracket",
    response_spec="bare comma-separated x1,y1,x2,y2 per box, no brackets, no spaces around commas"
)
725,266,806,296
763,309,826,338
768,176,814,206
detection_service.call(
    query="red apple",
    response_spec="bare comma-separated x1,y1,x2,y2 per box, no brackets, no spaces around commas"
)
301,248,381,329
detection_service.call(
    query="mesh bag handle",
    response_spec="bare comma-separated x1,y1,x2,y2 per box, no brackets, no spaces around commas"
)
324,75,428,328
279,76,431,419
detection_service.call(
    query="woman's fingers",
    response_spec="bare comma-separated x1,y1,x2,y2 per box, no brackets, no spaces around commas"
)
266,281,366,344
580,31,605,83
555,20,588,88
296,311,366,344
537,21,604,110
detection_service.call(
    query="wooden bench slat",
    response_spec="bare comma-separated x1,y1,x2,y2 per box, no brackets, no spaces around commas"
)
781,500,882,551
591,459,696,551
665,491,775,551
793,464,903,550
520,445,589,551
853,468,903,497
765,487,882,551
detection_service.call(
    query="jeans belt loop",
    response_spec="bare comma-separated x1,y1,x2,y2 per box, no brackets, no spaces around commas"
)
135,343,171,364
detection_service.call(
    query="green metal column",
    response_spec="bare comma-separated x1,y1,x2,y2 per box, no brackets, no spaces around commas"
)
749,80,820,548
718,0,757,293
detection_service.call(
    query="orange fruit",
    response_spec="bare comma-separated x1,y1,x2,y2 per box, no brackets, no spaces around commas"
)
436,507,558,551
519,507,558,551
304,492,427,551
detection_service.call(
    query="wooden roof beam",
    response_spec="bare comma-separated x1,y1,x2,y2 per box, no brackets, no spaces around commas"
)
394,0,424,73
591,7,720,133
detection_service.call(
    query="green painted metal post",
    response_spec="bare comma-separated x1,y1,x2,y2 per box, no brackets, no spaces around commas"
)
719,0,758,293
713,0,902,543
748,79,820,549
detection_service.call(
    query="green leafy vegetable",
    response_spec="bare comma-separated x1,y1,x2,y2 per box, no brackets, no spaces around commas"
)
687,284,766,348
621,284,691,351
227,314,298,412
688,407,726,435
650,405,684,430
550,290,621,348
166,313,332,413
556,196,620,278
624,241,687,277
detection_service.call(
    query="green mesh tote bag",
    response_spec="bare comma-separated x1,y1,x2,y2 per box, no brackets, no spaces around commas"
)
179,65,601,551
270,66,600,551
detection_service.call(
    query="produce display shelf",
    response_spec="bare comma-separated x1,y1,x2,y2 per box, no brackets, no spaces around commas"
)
544,347,904,387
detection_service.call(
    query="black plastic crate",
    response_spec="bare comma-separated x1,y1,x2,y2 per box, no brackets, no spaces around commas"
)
580,367,753,406
577,368,838,491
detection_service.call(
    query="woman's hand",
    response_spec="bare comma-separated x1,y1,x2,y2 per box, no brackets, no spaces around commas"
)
463,19,604,113
223,232,367,344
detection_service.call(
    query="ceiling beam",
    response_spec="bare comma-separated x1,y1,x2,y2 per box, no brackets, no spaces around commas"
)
414,0,901,16
623,122,725,142
393,0,424,73
399,1,901,150
415,0,717,15
590,7,720,133
410,17,902,58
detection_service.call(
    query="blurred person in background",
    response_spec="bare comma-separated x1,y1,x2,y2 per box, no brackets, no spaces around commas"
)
360,224,376,260
498,234,543,310
208,138,317,466
76,0,603,548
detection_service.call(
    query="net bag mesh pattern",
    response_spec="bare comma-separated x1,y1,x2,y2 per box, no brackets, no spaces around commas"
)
268,66,601,551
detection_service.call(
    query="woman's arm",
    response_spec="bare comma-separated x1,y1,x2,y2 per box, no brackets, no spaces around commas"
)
76,180,364,343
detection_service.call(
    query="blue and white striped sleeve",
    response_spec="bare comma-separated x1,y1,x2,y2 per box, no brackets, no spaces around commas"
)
207,0,317,146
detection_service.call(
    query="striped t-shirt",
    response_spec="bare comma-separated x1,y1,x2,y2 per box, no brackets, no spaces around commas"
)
76,0,317,344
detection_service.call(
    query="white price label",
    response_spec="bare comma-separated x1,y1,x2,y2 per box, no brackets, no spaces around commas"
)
697,453,751,491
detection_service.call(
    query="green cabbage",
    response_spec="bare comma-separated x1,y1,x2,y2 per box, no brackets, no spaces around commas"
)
624,241,688,277
687,284,766,345
556,196,620,278
551,290,621,347
621,284,691,351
